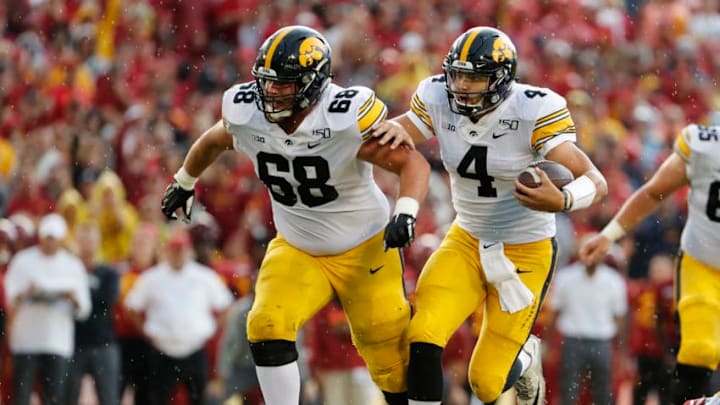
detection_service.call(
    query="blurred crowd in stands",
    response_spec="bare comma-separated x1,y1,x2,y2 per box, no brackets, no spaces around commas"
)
1,0,720,403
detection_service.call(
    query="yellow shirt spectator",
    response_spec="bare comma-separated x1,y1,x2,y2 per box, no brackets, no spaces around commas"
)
90,170,139,263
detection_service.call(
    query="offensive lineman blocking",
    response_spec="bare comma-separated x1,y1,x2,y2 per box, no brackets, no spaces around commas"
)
161,26,429,405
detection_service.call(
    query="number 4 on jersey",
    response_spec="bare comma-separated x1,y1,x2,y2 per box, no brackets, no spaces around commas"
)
457,146,497,197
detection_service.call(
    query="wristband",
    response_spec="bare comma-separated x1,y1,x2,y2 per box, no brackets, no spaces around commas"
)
600,219,626,242
174,167,198,190
562,189,573,212
562,175,597,211
393,197,419,217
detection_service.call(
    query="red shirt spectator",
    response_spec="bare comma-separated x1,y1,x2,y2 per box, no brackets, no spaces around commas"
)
113,263,145,339
627,279,665,357
307,301,366,371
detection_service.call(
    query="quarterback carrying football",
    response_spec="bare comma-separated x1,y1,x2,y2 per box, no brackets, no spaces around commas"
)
581,123,720,403
388,27,607,404
161,25,430,405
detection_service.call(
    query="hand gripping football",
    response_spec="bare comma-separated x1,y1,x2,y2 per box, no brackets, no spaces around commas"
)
517,160,574,189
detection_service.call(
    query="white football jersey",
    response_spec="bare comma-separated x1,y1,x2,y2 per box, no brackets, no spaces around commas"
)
407,76,576,243
222,82,389,255
674,124,720,269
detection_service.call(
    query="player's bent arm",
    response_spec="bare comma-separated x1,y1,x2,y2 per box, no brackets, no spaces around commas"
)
357,138,430,205
603,152,688,240
162,120,235,222
370,119,417,150
545,141,608,210
390,113,431,146
181,119,235,180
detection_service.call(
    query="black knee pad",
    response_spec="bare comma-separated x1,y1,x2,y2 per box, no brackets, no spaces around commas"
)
249,339,298,367
383,391,408,405
408,342,444,401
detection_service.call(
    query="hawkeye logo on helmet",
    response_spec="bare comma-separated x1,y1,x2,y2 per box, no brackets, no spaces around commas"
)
299,37,326,68
491,38,515,63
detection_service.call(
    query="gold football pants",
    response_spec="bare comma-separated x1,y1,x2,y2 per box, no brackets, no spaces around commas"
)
247,231,411,392
408,222,556,402
677,252,720,370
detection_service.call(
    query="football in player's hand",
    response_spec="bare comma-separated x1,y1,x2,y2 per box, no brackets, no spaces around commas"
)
517,160,574,189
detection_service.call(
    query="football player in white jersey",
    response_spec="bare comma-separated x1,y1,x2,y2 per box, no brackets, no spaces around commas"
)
581,124,720,403
387,27,607,405
161,26,430,405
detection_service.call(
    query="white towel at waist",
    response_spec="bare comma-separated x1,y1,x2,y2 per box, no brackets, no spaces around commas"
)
479,241,534,313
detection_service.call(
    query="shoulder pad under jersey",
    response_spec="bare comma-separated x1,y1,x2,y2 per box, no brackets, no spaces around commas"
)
409,75,447,131
513,83,567,122
674,124,720,162
513,84,575,152
221,82,259,127
321,84,388,140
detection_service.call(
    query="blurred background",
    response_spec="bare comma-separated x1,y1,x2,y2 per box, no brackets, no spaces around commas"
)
0,0,719,404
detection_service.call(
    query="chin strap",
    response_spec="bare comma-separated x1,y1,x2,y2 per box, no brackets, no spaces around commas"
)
265,108,293,122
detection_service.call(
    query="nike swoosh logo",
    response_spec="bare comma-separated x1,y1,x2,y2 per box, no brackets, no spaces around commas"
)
492,132,509,139
307,142,322,149
482,242,498,249
369,265,384,274
516,268,532,274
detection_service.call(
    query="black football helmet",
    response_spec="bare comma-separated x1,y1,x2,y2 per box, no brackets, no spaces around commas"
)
252,26,332,122
443,27,517,117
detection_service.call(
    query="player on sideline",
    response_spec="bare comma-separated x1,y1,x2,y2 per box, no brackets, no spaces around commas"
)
581,123,720,403
161,25,430,405
386,26,607,404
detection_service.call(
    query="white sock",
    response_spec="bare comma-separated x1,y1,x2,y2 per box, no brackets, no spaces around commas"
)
409,400,442,405
256,362,300,405
518,348,532,375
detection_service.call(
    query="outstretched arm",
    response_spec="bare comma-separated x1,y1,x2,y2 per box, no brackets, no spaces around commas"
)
357,136,430,203
161,120,234,222
370,118,419,150
182,120,235,177
370,113,430,150
579,152,688,265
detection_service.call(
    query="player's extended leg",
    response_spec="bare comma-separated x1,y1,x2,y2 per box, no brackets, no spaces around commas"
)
467,238,556,404
673,253,720,403
329,232,412,405
247,235,335,405
406,223,486,405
